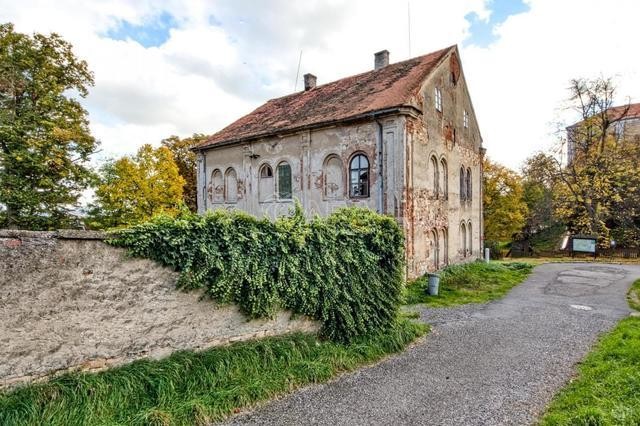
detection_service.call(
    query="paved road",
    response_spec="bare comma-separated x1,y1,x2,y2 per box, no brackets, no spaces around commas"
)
224,263,640,426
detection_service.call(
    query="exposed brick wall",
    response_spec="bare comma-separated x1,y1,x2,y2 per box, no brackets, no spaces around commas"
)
0,230,318,389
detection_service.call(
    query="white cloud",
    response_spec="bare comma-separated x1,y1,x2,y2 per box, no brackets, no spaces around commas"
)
1,0,638,173
461,0,640,169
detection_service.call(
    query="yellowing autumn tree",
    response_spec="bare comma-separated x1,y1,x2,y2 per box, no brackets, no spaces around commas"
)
88,144,185,229
483,158,528,242
161,133,207,212
536,77,640,246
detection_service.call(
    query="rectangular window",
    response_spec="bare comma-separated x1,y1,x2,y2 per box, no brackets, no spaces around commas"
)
435,88,442,112
463,110,469,128
277,163,292,199
614,120,626,140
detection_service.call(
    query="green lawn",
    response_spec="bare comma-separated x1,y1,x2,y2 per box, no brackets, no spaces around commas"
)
0,320,426,426
628,279,640,312
540,279,640,425
403,261,534,307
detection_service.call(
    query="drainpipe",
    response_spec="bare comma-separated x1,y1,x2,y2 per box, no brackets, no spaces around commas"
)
374,115,384,214
200,150,207,213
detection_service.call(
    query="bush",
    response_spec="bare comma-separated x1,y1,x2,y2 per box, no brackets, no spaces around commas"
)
109,205,405,343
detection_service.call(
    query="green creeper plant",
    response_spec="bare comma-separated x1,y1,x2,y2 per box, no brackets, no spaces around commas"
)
109,205,405,343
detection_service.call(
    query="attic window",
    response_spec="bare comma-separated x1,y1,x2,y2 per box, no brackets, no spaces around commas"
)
463,110,469,128
435,88,442,112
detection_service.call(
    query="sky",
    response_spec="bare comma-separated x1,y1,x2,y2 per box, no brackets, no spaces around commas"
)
1,0,638,170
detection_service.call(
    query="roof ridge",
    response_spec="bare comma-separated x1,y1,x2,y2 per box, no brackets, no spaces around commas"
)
196,45,457,150
267,45,454,104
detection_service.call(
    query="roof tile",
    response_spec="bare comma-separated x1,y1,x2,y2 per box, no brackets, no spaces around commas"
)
196,46,454,149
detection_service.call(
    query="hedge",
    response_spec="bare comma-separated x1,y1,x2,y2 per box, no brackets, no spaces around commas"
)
109,205,405,343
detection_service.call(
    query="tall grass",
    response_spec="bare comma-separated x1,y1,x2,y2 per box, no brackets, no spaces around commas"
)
0,320,425,426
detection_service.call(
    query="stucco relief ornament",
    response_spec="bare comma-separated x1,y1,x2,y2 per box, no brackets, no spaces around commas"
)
327,182,340,196
265,140,282,154
207,183,214,202
237,180,245,199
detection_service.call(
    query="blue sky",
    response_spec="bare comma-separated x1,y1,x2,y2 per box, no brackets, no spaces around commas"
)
465,0,530,47
106,11,177,48
2,0,638,170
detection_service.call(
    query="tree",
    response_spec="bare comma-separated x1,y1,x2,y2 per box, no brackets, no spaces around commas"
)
483,158,528,242
0,23,97,229
161,133,207,212
544,77,640,246
87,145,185,229
521,153,558,235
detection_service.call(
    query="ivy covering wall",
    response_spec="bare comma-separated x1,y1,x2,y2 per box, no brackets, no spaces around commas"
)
109,206,405,343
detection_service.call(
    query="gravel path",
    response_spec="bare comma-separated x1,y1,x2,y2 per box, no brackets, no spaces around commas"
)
224,263,640,426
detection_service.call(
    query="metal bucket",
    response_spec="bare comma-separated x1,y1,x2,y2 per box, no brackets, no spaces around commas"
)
427,273,440,296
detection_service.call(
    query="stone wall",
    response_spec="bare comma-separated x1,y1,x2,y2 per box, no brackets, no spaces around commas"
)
0,230,318,389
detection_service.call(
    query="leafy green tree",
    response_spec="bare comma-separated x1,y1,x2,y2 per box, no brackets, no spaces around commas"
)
483,158,528,242
0,23,97,229
161,133,207,212
521,153,558,232
88,145,185,229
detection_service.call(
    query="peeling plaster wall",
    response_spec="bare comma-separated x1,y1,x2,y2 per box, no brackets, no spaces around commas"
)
199,120,403,218
197,50,484,279
405,51,484,277
0,230,318,389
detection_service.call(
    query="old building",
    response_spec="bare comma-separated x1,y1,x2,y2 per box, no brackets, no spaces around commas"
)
567,102,640,164
193,45,485,278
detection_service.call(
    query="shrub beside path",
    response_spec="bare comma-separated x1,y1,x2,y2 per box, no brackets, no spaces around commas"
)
224,263,640,425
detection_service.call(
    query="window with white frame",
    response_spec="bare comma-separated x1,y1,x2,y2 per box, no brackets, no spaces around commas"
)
434,87,442,112
463,110,469,128
349,153,370,198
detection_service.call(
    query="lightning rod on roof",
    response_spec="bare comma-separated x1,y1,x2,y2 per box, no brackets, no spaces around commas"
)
294,50,303,92
408,1,412,57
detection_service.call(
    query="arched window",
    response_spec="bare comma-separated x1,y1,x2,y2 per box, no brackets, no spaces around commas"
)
210,169,224,203
467,221,473,256
466,168,472,201
277,162,292,200
440,158,448,198
224,168,237,203
459,167,466,201
430,155,439,197
324,155,344,199
440,228,448,267
460,222,467,257
259,164,273,202
260,164,273,178
349,153,369,198
429,229,438,269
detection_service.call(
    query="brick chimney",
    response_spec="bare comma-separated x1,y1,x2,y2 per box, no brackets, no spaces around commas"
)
374,50,389,70
304,73,317,90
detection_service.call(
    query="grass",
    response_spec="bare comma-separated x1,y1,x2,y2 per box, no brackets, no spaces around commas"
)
0,319,426,426
529,223,566,252
540,279,640,425
628,279,640,312
502,256,640,266
403,261,534,307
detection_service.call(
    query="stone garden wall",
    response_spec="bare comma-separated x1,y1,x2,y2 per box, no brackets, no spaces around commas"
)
0,230,318,389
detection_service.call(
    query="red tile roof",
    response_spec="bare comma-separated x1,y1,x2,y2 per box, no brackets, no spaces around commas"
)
196,46,455,149
608,102,640,121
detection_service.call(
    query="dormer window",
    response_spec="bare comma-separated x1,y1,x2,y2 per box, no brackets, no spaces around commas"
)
435,88,442,112
463,110,469,128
